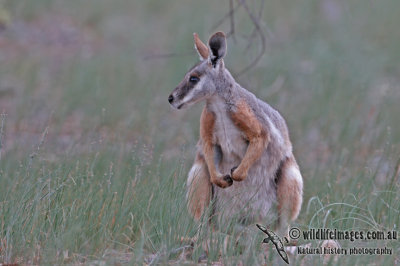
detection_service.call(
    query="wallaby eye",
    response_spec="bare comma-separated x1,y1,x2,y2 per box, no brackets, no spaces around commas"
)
189,76,200,83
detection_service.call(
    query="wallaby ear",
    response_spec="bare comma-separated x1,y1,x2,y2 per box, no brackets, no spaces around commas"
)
193,33,209,61
208,31,227,66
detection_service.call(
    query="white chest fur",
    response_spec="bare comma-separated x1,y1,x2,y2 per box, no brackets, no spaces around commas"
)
207,98,247,168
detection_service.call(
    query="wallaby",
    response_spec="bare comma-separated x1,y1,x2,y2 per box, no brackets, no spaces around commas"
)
168,32,303,237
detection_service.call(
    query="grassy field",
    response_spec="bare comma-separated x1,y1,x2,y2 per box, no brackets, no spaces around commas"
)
0,0,399,264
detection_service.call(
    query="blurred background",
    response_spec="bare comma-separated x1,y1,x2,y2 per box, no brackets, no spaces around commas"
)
0,0,399,264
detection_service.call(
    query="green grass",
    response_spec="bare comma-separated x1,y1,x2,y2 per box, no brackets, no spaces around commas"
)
0,0,399,264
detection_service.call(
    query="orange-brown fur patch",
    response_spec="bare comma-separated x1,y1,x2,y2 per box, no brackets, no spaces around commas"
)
230,100,270,181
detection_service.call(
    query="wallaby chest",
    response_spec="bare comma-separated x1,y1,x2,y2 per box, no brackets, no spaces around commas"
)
207,99,248,162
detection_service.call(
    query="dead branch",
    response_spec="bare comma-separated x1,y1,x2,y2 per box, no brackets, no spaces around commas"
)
228,0,237,42
143,0,270,76
211,1,242,32
234,0,266,78
245,0,265,50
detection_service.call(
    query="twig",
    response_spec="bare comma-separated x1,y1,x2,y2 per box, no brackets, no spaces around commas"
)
143,0,269,76
228,0,236,42
234,0,266,78
245,0,266,50
211,1,242,32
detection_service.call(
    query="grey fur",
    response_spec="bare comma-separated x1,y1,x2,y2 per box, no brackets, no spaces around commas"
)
169,32,302,231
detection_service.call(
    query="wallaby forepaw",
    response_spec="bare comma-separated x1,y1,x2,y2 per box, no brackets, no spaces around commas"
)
223,175,233,186
231,166,246,181
212,174,233,188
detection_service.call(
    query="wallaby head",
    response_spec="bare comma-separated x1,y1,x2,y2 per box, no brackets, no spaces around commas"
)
168,32,228,109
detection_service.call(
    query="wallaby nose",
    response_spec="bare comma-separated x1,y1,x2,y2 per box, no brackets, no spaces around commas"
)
168,94,174,104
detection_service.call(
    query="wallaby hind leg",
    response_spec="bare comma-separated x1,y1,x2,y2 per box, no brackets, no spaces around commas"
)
187,153,212,221
276,156,303,238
